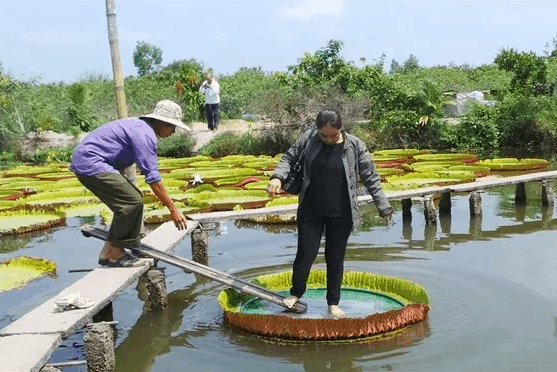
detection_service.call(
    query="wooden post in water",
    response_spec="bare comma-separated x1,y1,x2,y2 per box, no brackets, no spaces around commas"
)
423,196,437,226
515,182,527,205
542,180,554,206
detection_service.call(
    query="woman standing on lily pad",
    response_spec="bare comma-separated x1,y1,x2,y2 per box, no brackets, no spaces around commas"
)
267,108,393,318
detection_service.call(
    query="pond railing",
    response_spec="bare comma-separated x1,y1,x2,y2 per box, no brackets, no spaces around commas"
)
1,170,556,372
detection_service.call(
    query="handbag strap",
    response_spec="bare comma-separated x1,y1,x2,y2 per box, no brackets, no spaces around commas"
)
292,128,316,171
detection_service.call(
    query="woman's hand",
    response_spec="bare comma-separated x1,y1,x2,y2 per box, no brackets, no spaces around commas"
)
266,178,282,194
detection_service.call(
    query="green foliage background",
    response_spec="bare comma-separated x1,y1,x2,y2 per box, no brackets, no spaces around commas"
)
1,37,557,162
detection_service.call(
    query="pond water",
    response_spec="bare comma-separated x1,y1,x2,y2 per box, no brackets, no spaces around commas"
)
2,177,557,371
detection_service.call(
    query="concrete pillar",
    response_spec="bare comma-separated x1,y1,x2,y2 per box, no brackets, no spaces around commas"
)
191,226,209,266
542,180,554,206
469,216,483,238
469,191,482,217
84,322,115,372
424,224,437,251
137,268,168,311
515,182,526,205
439,192,451,217
542,205,554,229
423,196,437,226
401,199,412,223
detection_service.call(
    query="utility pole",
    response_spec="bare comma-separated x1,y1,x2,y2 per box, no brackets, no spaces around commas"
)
105,0,136,184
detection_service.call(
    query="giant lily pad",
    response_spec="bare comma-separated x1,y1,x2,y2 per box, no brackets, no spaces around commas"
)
0,256,57,293
476,158,549,171
0,210,66,235
413,153,478,163
386,171,476,189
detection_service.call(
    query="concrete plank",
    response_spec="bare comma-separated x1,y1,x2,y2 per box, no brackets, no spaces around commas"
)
0,264,151,337
0,334,61,372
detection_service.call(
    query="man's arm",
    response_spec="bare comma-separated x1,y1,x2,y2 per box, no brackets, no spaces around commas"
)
149,181,186,230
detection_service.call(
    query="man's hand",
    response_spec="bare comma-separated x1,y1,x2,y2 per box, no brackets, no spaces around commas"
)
171,209,187,230
266,178,282,194
383,213,393,226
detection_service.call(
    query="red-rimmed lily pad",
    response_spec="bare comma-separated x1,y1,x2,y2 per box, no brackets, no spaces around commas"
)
386,171,476,189
0,210,66,235
413,153,478,163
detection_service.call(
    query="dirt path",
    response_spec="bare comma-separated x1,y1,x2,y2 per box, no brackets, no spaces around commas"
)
188,119,271,152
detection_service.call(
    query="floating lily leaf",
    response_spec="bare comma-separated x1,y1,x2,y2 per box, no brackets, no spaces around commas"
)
376,168,406,180
386,171,476,188
373,149,430,157
59,203,105,218
3,164,69,176
158,155,212,169
476,158,549,171
243,179,271,190
413,153,478,163
0,209,66,235
23,189,97,208
265,196,298,207
0,256,57,293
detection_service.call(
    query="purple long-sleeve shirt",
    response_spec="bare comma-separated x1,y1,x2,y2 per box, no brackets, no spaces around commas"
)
70,118,161,184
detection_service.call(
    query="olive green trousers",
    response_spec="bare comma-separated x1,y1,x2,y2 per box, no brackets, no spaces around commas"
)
76,172,144,248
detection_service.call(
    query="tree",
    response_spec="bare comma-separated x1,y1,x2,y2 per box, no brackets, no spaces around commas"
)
389,59,401,74
133,40,163,76
494,48,547,95
402,54,420,73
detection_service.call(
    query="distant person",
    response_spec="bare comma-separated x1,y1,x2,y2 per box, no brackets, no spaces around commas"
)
267,108,393,318
199,73,220,130
71,100,189,267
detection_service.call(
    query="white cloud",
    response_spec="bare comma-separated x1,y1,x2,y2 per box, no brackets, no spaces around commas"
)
21,29,99,45
284,0,345,18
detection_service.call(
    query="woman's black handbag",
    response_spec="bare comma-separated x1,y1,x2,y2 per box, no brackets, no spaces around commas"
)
283,130,314,195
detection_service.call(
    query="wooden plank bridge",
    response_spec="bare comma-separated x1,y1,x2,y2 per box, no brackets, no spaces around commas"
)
1,170,556,371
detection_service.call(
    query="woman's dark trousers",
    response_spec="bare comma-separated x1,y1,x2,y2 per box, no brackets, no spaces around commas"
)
291,211,353,305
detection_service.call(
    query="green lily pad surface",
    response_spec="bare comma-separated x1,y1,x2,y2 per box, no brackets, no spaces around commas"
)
0,256,56,293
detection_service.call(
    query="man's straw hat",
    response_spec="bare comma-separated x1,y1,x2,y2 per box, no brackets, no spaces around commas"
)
140,100,191,131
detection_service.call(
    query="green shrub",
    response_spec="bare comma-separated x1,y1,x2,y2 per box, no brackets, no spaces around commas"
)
27,146,74,164
199,131,241,157
157,133,196,158
456,104,499,150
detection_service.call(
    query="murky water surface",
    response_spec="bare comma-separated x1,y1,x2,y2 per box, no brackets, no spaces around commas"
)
2,177,557,371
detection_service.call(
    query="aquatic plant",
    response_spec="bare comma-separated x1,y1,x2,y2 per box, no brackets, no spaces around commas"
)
373,149,430,157
265,196,298,208
0,256,57,293
413,153,478,163
158,155,212,168
386,171,476,188
218,270,430,342
476,158,549,171
0,209,66,235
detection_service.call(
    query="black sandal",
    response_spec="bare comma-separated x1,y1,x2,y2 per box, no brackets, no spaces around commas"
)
107,252,143,268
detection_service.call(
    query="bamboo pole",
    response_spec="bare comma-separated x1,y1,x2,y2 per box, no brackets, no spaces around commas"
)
105,0,137,185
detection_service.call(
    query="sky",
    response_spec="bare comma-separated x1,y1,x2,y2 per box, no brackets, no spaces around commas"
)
1,0,557,84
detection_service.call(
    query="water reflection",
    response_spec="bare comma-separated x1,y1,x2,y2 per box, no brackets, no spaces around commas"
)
224,320,430,372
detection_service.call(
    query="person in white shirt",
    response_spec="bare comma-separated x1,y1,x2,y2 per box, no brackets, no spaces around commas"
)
199,73,220,130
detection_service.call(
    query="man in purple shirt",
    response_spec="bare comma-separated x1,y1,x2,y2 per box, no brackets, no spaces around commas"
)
71,100,190,267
